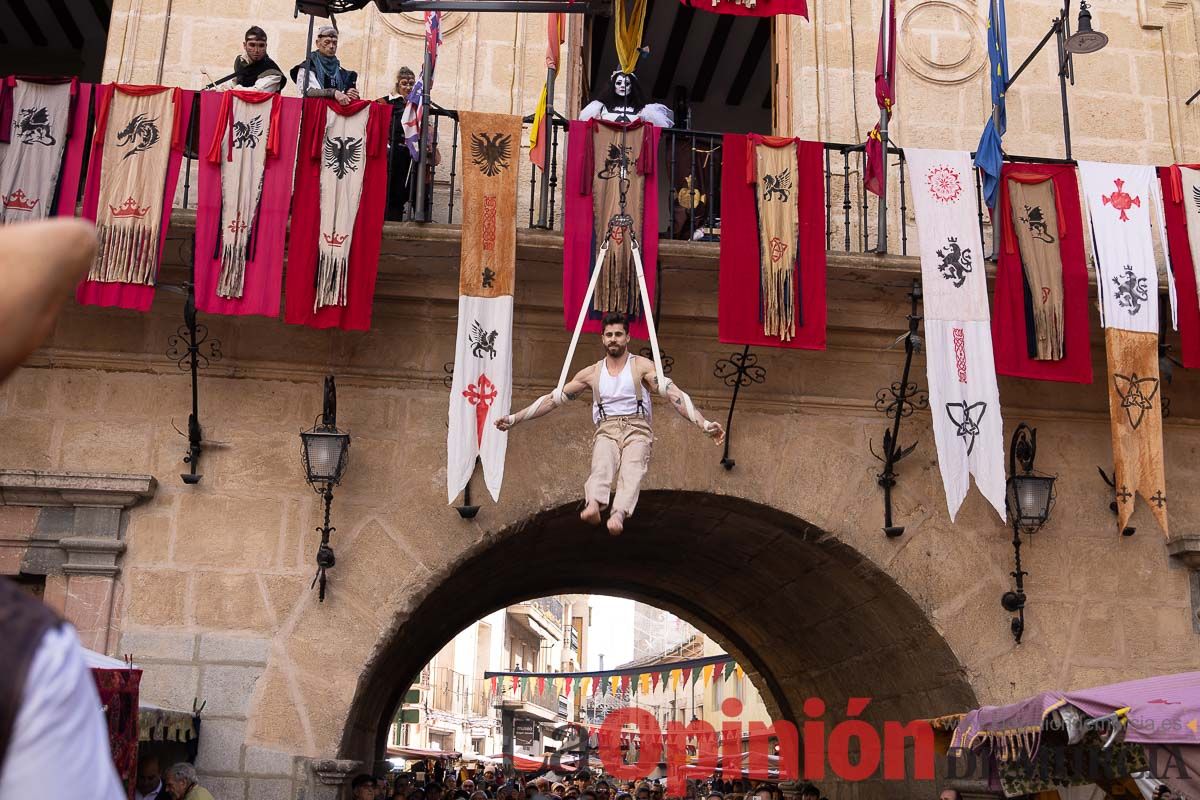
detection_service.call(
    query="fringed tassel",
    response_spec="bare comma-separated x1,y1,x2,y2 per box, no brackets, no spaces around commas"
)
89,223,159,285
216,239,249,299
592,240,641,317
761,255,795,342
314,250,349,311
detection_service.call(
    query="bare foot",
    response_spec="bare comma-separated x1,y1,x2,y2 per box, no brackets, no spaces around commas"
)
607,511,625,536
580,501,601,525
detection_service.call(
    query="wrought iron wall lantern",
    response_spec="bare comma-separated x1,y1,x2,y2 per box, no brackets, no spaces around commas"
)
998,0,1109,160
1003,423,1057,644
300,376,351,602
870,280,927,537
165,282,222,485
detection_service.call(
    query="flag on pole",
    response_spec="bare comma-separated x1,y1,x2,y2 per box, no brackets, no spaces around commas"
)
426,11,443,69
864,0,896,197
974,0,1009,209
530,13,566,171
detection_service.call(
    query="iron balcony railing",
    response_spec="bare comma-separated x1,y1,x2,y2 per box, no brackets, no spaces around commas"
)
167,94,1021,260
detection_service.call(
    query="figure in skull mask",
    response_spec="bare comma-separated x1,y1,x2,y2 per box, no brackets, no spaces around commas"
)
580,71,674,128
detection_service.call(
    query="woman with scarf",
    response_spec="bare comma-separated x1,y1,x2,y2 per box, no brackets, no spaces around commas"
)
290,25,360,105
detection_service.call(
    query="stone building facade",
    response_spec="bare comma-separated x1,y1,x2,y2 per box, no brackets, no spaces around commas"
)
3,1,1200,799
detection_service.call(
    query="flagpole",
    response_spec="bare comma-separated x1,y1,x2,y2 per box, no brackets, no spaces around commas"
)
875,0,891,254
413,24,436,223
536,63,556,229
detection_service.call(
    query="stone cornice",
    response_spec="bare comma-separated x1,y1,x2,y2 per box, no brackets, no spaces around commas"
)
0,470,157,509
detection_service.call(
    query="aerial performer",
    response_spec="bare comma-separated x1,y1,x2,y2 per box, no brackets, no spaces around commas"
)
579,70,673,127
496,312,725,536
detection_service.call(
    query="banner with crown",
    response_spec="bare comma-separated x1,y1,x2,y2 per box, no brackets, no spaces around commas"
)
77,83,192,311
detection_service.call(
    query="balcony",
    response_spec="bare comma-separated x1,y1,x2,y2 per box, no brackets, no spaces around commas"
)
493,675,564,723
507,599,562,642
165,96,938,262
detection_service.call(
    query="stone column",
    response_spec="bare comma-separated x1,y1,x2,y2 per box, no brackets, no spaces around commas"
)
0,469,156,652
1167,533,1200,634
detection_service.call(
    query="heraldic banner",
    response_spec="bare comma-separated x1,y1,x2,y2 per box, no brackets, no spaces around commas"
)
78,84,191,312
906,148,1006,522
718,134,826,350
447,111,523,504
1079,161,1172,535
1159,164,1200,368
196,90,300,317
285,98,389,330
0,77,89,224
991,162,1092,383
563,118,660,340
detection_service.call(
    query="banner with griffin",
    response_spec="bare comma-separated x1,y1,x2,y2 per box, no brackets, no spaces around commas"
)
1079,161,1173,535
284,97,389,330
717,134,826,350
448,111,522,504
906,148,1006,523
77,84,191,312
195,90,299,317
0,78,73,224
562,118,660,340
991,162,1093,383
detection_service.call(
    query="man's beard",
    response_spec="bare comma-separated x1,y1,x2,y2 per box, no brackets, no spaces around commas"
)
606,342,627,357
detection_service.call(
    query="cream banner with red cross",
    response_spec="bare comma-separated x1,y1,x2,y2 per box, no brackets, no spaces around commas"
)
447,294,514,503
1079,160,1173,535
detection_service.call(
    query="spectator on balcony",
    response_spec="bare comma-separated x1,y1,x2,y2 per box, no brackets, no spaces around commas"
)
228,26,286,93
290,25,359,105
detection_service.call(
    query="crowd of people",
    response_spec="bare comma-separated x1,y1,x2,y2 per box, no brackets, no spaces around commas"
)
221,24,431,221
347,765,832,800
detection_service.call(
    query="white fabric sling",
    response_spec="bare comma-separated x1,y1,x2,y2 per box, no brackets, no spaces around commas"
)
0,80,72,223
216,96,272,298
315,105,369,310
1079,162,1174,333
447,294,514,502
906,148,1006,522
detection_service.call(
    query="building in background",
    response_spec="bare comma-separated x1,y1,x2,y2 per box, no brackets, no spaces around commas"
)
389,595,590,761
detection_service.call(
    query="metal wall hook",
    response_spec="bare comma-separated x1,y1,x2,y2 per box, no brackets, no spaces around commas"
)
870,280,927,536
712,345,767,470
166,282,222,484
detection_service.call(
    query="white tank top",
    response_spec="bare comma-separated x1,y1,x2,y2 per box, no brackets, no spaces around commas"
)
592,357,652,424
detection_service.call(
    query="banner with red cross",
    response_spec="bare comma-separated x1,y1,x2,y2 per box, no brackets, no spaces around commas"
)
1079,161,1173,536
447,111,523,504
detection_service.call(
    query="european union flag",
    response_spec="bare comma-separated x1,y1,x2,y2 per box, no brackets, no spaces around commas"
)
975,0,1009,209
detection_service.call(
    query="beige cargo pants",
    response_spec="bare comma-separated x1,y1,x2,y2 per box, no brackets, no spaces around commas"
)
583,416,654,517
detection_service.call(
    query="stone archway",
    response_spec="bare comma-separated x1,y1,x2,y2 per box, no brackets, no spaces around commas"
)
338,491,977,789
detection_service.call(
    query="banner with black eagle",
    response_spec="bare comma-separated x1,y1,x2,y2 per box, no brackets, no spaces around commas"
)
906,148,1006,522
1159,163,1200,369
195,90,300,317
447,111,522,504
285,98,389,330
563,118,660,340
0,77,92,223
718,134,826,349
1079,161,1173,536
991,162,1092,383
77,83,192,311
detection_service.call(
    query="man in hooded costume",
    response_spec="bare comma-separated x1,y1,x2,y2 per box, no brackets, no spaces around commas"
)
290,25,360,105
